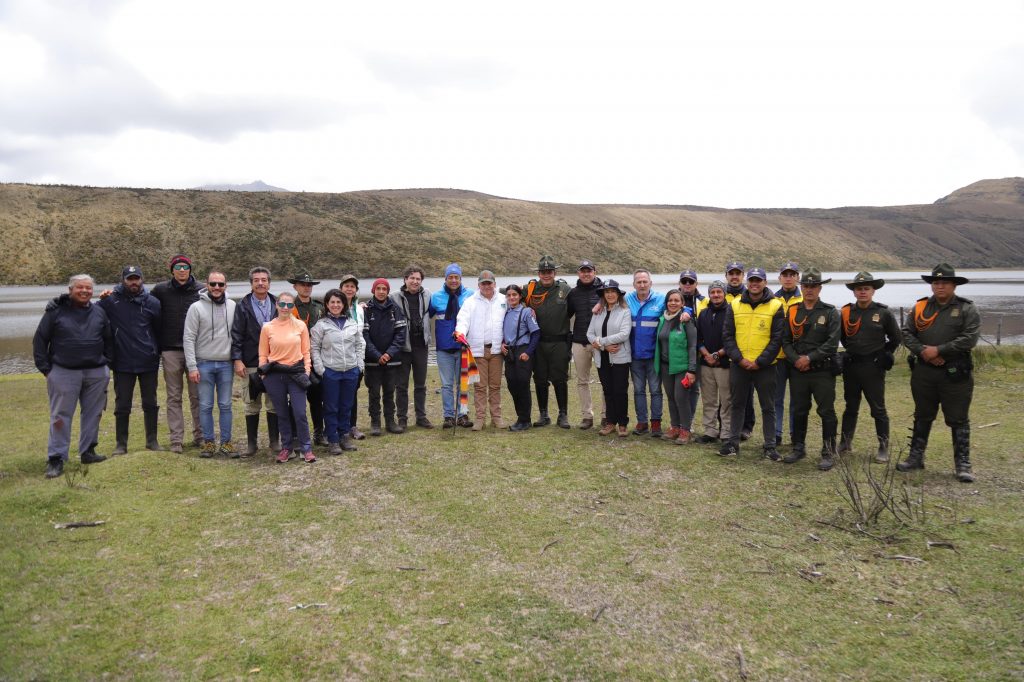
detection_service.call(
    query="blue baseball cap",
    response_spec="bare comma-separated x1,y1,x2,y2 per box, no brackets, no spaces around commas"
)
725,261,744,274
678,269,698,282
444,263,462,277
780,261,800,274
746,267,767,281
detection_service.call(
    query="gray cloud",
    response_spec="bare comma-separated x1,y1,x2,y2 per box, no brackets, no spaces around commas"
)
971,44,1024,156
362,51,511,93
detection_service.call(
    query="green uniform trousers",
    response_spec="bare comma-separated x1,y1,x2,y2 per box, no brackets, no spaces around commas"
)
841,358,889,441
910,363,973,427
790,368,837,444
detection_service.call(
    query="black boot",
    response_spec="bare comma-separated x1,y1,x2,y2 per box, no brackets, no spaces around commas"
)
534,383,550,426
783,442,806,464
874,434,890,464
533,410,551,427
897,419,930,472
819,435,837,471
80,444,107,465
837,432,853,454
370,419,382,437
144,410,162,451
266,413,280,452
553,382,570,428
113,415,129,455
45,456,64,479
952,425,974,483
245,415,260,456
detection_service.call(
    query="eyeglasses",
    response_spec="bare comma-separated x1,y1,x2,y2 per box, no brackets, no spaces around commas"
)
277,302,296,309
173,264,191,271
680,279,696,285
207,282,226,288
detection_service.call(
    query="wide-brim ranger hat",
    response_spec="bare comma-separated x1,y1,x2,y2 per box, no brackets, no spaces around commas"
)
799,267,832,285
921,262,969,285
596,279,626,296
288,272,321,285
537,255,560,271
845,271,885,290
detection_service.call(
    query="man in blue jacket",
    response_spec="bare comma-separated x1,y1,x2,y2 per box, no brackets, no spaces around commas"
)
627,269,666,436
429,264,473,428
33,274,113,478
99,265,163,454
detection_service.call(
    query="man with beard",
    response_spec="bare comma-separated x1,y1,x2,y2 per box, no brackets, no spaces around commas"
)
99,265,163,454
151,255,204,452
290,272,326,445
566,259,604,429
391,265,434,429
232,266,279,455
34,274,113,478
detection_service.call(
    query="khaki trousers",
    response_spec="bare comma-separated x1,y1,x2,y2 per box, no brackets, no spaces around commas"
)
572,342,605,420
474,347,503,425
161,350,202,446
243,366,276,416
700,365,732,438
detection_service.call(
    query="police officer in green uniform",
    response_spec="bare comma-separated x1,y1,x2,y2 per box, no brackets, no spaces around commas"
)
899,263,980,482
838,271,902,463
289,272,327,444
524,255,573,428
782,267,841,470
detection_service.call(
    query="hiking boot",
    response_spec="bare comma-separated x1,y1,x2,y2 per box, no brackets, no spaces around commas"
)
740,429,752,441
471,420,483,432
718,441,738,457
509,421,531,432
349,427,366,440
80,448,106,465
617,425,629,437
695,434,717,444
665,426,680,441
386,421,405,434
533,411,550,427
339,435,357,452
313,432,329,447
598,423,616,436
275,449,291,464
442,417,457,429
650,420,663,438
763,446,780,461
838,436,852,455
170,443,183,454
632,422,649,436
457,415,473,428
328,442,343,456
302,451,317,464
783,443,806,464
200,440,217,458
219,441,239,459
674,429,692,445
370,423,382,437
45,457,64,479
775,434,783,446
492,418,505,429
818,455,835,471
578,418,594,430
557,412,571,429
416,417,434,429
874,437,890,464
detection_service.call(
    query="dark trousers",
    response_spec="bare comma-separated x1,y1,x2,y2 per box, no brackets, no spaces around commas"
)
660,364,693,430
743,388,756,432
322,367,360,443
364,364,400,424
263,373,311,452
728,365,777,446
307,381,324,437
910,364,973,427
350,371,362,429
790,368,837,445
533,340,570,412
397,344,429,422
504,347,534,424
841,360,889,442
598,361,631,427
113,370,159,417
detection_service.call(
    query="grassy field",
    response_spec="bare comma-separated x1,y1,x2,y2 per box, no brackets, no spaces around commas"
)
1,349,1022,679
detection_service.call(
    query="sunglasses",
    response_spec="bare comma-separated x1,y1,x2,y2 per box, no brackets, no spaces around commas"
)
173,263,191,271
680,279,696,285
277,301,296,309
207,282,226,288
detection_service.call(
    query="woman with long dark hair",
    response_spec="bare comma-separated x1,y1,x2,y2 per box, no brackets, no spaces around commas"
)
500,284,540,431
311,289,366,454
587,280,633,437
656,289,698,443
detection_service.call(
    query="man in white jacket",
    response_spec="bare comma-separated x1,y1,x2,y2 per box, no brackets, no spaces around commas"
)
455,270,506,430
183,272,238,457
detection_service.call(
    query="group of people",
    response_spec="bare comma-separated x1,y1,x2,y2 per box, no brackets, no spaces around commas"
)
33,255,981,483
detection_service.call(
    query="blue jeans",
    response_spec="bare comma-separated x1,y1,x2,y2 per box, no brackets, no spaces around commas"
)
436,349,467,419
631,357,662,424
774,361,794,440
197,360,234,443
322,367,360,442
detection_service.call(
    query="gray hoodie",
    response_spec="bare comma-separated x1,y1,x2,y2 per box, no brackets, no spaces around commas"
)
183,289,237,371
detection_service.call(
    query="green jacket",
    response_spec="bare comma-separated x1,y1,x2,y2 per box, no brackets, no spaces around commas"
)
524,278,572,339
840,301,901,356
903,295,980,360
654,314,697,375
783,299,840,364
295,298,326,329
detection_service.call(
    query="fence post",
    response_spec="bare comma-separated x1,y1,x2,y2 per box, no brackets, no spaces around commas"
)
996,316,1002,346
899,306,904,327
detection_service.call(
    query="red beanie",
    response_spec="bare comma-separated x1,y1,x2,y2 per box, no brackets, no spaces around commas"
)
169,254,192,270
371,278,390,293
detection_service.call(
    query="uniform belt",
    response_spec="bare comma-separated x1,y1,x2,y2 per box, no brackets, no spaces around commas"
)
541,335,565,343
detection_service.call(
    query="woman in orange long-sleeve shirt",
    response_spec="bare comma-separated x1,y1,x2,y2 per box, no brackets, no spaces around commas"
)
258,292,314,463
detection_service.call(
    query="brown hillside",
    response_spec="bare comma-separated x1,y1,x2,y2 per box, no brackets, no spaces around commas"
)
0,180,1021,285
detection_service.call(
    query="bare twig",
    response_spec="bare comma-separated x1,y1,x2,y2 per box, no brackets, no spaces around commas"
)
54,521,105,529
807,533,821,542
592,604,609,622
616,471,630,481
736,645,749,680
397,566,426,571
498,465,521,475
976,422,1000,429
288,603,327,610
873,597,896,605
926,540,956,551
880,555,924,563
540,538,561,555
625,551,640,565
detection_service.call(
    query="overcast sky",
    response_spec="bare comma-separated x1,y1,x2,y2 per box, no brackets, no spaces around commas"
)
1,0,1022,208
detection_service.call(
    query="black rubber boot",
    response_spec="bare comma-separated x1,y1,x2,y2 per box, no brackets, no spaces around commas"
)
45,457,64,479
266,413,280,452
113,415,129,455
819,435,837,471
783,442,806,464
875,434,890,464
144,410,162,451
80,444,106,465
952,425,974,483
553,381,569,428
897,419,930,472
533,410,551,427
245,415,260,456
837,432,853,454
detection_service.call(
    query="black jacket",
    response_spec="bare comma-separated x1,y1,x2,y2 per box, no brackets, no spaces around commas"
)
33,295,113,375
363,297,407,367
231,292,278,367
695,300,731,369
566,276,604,344
98,284,162,373
151,276,201,351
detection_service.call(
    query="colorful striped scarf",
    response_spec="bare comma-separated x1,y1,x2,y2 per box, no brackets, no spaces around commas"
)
459,346,480,412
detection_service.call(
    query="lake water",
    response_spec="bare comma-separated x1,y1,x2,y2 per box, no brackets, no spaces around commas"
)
3,270,1022,375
